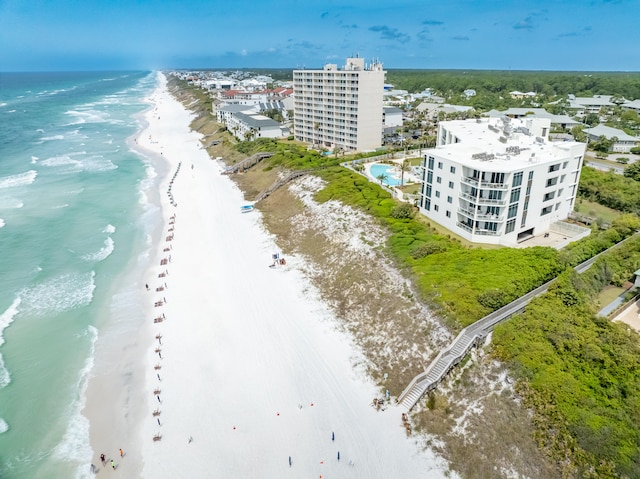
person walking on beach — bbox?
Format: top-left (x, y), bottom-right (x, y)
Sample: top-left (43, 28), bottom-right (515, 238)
top-left (119, 448), bottom-right (124, 458)
top-left (331, 431), bottom-right (335, 441)
top-left (111, 460), bottom-right (115, 470)
top-left (288, 456), bottom-right (292, 467)
top-left (337, 451), bottom-right (340, 461)
top-left (100, 453), bottom-right (105, 465)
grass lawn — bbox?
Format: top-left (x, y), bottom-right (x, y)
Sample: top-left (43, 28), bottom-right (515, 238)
top-left (597, 285), bottom-right (626, 307)
top-left (574, 198), bottom-right (623, 224)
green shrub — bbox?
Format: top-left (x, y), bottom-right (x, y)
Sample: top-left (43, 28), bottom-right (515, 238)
top-left (390, 203), bottom-right (415, 219)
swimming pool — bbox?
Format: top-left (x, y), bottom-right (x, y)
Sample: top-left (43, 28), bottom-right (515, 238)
top-left (369, 163), bottom-right (401, 186)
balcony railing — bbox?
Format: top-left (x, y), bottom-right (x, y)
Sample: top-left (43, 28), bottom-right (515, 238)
top-left (460, 192), bottom-right (506, 205)
top-left (462, 176), bottom-right (509, 189)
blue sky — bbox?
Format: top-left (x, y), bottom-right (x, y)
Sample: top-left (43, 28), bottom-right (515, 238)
top-left (1, 0), bottom-right (638, 71)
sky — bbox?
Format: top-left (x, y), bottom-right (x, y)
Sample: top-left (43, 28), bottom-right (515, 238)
top-left (1, 0), bottom-right (638, 72)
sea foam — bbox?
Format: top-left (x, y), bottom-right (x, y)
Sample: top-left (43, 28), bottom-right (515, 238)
top-left (0, 170), bottom-right (37, 189)
top-left (82, 237), bottom-right (115, 262)
top-left (52, 325), bottom-right (97, 475)
top-left (0, 298), bottom-right (21, 389)
top-left (18, 272), bottom-right (96, 318)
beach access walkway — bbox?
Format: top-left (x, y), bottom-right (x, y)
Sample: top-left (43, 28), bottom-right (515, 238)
top-left (398, 231), bottom-right (640, 411)
top-left (220, 152), bottom-right (274, 174)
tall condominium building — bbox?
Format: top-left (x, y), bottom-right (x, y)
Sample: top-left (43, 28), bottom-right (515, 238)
top-left (418, 117), bottom-right (586, 246)
top-left (293, 57), bottom-right (385, 152)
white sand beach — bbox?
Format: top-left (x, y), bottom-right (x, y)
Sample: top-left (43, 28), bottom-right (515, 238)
top-left (87, 73), bottom-right (451, 478)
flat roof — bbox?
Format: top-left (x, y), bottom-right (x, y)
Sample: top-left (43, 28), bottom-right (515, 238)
top-left (429, 117), bottom-right (583, 171)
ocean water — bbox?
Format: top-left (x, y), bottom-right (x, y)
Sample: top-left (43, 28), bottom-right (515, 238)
top-left (0, 71), bottom-right (160, 478)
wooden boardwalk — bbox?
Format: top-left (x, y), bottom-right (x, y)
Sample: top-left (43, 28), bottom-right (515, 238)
top-left (220, 152), bottom-right (274, 175)
top-left (397, 232), bottom-right (640, 411)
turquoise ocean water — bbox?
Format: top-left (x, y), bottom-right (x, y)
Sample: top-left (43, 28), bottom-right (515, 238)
top-left (0, 71), bottom-right (160, 478)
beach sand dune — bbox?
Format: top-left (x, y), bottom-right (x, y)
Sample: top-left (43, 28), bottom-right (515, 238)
top-left (92, 73), bottom-right (451, 478)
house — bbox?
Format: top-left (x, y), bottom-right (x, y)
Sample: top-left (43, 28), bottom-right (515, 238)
top-left (383, 107), bottom-right (403, 127)
top-left (225, 112), bottom-right (288, 141)
top-left (463, 89), bottom-right (476, 98)
top-left (509, 91), bottom-right (537, 100)
top-left (583, 124), bottom-right (639, 153)
top-left (418, 117), bottom-right (586, 246)
top-left (567, 95), bottom-right (616, 116)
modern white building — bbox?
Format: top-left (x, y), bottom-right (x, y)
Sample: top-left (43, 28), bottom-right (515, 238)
top-left (293, 57), bottom-right (385, 151)
top-left (418, 117), bottom-right (587, 246)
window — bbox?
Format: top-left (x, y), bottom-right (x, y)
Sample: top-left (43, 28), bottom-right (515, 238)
top-left (557, 188), bottom-right (563, 196)
top-left (555, 202), bottom-right (561, 211)
top-left (507, 203), bottom-right (518, 219)
top-left (425, 185), bottom-right (432, 198)
top-left (446, 210), bottom-right (451, 218)
top-left (434, 204), bottom-right (439, 212)
top-left (450, 166), bottom-right (456, 174)
top-left (512, 172), bottom-right (523, 187)
top-left (510, 188), bottom-right (521, 203)
top-left (447, 196), bottom-right (453, 204)
top-left (520, 210), bottom-right (528, 227)
top-left (448, 181), bottom-right (454, 189)
top-left (560, 174), bottom-right (566, 183)
top-left (427, 171), bottom-right (433, 183)
top-left (546, 177), bottom-right (558, 187)
top-left (506, 219), bottom-right (516, 234)
top-left (528, 171), bottom-right (534, 180)
top-left (428, 157), bottom-right (434, 169)
top-left (562, 161), bottom-right (568, 169)
top-left (541, 206), bottom-right (552, 216)
top-left (436, 176), bottom-right (442, 184)
top-left (548, 163), bottom-right (560, 173)
top-left (543, 191), bottom-right (555, 201)
top-left (435, 190), bottom-right (441, 198)
top-left (424, 198), bottom-right (431, 211)
top-left (437, 161), bottom-right (443, 169)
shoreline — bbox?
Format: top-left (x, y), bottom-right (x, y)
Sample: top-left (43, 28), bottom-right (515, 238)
top-left (83, 73), bottom-right (169, 477)
top-left (86, 72), bottom-right (451, 478)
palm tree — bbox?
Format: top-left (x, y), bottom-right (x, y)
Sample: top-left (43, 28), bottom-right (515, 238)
top-left (376, 173), bottom-right (388, 185)
top-left (399, 159), bottom-right (411, 186)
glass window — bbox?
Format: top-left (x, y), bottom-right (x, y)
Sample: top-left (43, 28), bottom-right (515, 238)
top-left (546, 177), bottom-right (558, 187)
top-left (450, 166), bottom-right (456, 174)
top-left (427, 171), bottom-right (433, 183)
top-left (428, 157), bottom-right (434, 169)
top-left (437, 162), bottom-right (443, 169)
top-left (506, 219), bottom-right (516, 233)
top-left (448, 181), bottom-right (454, 189)
top-left (436, 176), bottom-right (442, 184)
top-left (507, 203), bottom-right (518, 219)
top-left (512, 172), bottom-right (523, 187)
top-left (548, 164), bottom-right (560, 173)
top-left (446, 210), bottom-right (451, 218)
top-left (510, 188), bottom-right (521, 203)
top-left (435, 190), bottom-right (440, 198)
top-left (528, 171), bottom-right (534, 180)
top-left (424, 198), bottom-right (431, 211)
top-left (426, 185), bottom-right (432, 198)
top-left (434, 204), bottom-right (439, 212)
top-left (447, 196), bottom-right (452, 204)
top-left (541, 206), bottom-right (552, 216)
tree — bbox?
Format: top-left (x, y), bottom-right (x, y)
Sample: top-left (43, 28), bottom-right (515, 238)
top-left (376, 173), bottom-right (388, 185)
top-left (572, 125), bottom-right (587, 143)
top-left (623, 162), bottom-right (640, 181)
top-left (584, 113), bottom-right (600, 126)
top-left (399, 159), bottom-right (411, 186)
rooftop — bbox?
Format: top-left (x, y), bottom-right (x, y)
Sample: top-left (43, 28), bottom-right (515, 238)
top-left (432, 117), bottom-right (583, 170)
